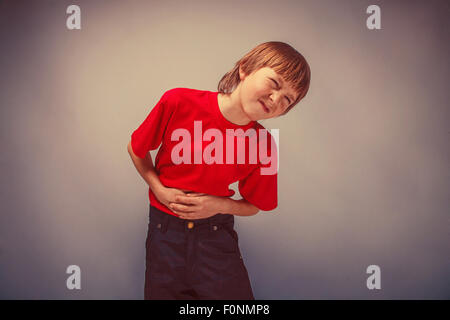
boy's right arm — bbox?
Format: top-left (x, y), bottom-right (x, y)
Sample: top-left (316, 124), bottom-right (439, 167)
top-left (127, 140), bottom-right (165, 196)
top-left (127, 140), bottom-right (188, 209)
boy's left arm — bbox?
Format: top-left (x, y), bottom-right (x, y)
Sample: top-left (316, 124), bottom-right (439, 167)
top-left (221, 197), bottom-right (260, 217)
top-left (170, 193), bottom-right (260, 218)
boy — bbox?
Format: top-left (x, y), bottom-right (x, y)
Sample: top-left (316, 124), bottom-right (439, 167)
top-left (128, 41), bottom-right (311, 299)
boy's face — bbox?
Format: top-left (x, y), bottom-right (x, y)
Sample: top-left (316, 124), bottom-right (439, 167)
top-left (238, 66), bottom-right (298, 120)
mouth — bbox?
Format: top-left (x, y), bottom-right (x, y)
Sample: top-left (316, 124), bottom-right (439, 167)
top-left (260, 100), bottom-right (270, 113)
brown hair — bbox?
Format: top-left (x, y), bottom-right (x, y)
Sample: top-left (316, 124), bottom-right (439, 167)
top-left (217, 41), bottom-right (311, 115)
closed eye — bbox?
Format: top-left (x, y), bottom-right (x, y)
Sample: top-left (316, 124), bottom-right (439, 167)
top-left (270, 78), bottom-right (279, 89)
top-left (270, 78), bottom-right (291, 104)
top-left (285, 95), bottom-right (291, 104)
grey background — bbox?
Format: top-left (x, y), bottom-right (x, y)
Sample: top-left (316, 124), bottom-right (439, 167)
top-left (0, 0), bottom-right (449, 299)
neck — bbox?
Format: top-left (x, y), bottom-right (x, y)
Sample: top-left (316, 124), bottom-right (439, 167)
top-left (218, 85), bottom-right (253, 126)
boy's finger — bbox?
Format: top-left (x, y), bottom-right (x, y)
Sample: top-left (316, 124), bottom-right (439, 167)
top-left (186, 192), bottom-right (206, 197)
top-left (174, 195), bottom-right (198, 205)
top-left (170, 203), bottom-right (194, 213)
top-left (177, 213), bottom-right (192, 219)
top-left (172, 208), bottom-right (192, 216)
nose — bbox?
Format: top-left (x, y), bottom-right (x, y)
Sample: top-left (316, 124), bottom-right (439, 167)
top-left (269, 92), bottom-right (285, 110)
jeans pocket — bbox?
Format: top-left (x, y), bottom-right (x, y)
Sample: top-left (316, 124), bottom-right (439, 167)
top-left (221, 223), bottom-right (238, 242)
top-left (224, 227), bottom-right (245, 262)
top-left (220, 224), bottom-right (241, 255)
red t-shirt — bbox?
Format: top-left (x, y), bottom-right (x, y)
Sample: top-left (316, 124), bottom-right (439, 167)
top-left (130, 87), bottom-right (278, 217)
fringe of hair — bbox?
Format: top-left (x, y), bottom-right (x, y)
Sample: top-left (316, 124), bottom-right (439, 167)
top-left (217, 41), bottom-right (311, 115)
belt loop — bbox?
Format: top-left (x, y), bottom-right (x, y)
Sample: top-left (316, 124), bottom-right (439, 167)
top-left (208, 219), bottom-right (213, 232)
top-left (148, 204), bottom-right (152, 223)
top-left (161, 214), bottom-right (169, 234)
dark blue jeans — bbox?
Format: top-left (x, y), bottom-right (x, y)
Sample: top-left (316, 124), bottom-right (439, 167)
top-left (144, 205), bottom-right (255, 300)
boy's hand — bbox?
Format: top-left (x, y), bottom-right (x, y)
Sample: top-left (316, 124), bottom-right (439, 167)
top-left (153, 186), bottom-right (188, 211)
top-left (169, 193), bottom-right (227, 220)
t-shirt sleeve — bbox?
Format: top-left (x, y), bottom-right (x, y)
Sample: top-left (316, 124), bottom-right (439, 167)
top-left (130, 89), bottom-right (177, 159)
top-left (238, 130), bottom-right (278, 211)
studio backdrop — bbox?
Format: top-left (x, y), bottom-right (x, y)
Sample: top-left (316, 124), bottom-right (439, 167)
top-left (0, 0), bottom-right (449, 299)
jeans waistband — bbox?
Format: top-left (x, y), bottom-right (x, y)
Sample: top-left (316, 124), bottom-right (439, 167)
top-left (148, 205), bottom-right (234, 233)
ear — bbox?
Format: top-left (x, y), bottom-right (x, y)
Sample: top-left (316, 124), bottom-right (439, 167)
top-left (239, 64), bottom-right (247, 81)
